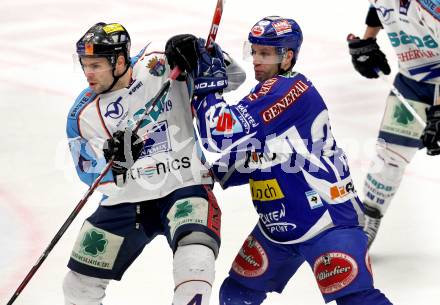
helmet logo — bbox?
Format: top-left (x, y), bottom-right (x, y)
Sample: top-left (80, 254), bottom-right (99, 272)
top-left (251, 25), bottom-right (265, 37)
top-left (85, 43), bottom-right (94, 55)
top-left (103, 23), bottom-right (125, 34)
top-left (272, 20), bottom-right (292, 35)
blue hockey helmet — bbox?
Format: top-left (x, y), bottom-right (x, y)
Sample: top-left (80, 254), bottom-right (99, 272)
top-left (245, 16), bottom-right (303, 66)
top-left (76, 22), bottom-right (131, 66)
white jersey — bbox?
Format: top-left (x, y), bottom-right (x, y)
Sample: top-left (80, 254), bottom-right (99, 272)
top-left (370, 0), bottom-right (440, 83)
top-left (67, 43), bottom-right (215, 206)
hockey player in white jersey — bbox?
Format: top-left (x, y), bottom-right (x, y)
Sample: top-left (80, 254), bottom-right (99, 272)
top-left (64, 23), bottom-right (244, 305)
top-left (348, 0), bottom-right (440, 247)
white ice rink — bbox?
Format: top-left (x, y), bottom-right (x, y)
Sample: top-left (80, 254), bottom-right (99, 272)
top-left (1, 0), bottom-right (439, 304)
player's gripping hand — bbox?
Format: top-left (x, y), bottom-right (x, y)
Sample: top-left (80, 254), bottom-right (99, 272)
top-left (422, 105), bottom-right (440, 155)
top-left (347, 34), bottom-right (391, 79)
top-left (103, 128), bottom-right (144, 185)
top-left (191, 39), bottom-right (228, 96)
top-left (165, 34), bottom-right (199, 73)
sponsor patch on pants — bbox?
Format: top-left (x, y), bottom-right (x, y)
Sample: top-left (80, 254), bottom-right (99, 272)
top-left (232, 235), bottom-right (268, 277)
top-left (313, 252), bottom-right (358, 294)
top-left (167, 197), bottom-right (209, 240)
top-left (70, 221), bottom-right (124, 270)
top-left (381, 95), bottom-right (426, 139)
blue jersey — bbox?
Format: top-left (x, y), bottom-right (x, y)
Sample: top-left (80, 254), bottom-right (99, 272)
top-left (193, 72), bottom-right (365, 243)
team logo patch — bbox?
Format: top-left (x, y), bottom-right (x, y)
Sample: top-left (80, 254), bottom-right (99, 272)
top-left (204, 103), bottom-right (244, 137)
top-left (393, 103), bottom-right (415, 126)
top-left (147, 56), bottom-right (166, 76)
top-left (251, 25), bottom-right (265, 36)
top-left (213, 109), bottom-right (243, 135)
top-left (140, 120), bottom-right (172, 157)
top-left (376, 6), bottom-right (394, 23)
top-left (71, 221), bottom-right (124, 270)
top-left (272, 20), bottom-right (292, 35)
top-left (305, 190), bottom-right (323, 209)
top-left (314, 252), bottom-right (359, 294)
top-left (104, 97), bottom-right (124, 119)
top-left (381, 97), bottom-right (426, 139)
top-left (232, 235), bottom-right (268, 277)
top-left (167, 197), bottom-right (210, 240)
top-left (85, 42), bottom-right (94, 55)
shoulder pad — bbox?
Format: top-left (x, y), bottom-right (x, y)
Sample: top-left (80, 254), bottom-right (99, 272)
top-left (131, 43), bottom-right (167, 77)
top-left (68, 88), bottom-right (96, 120)
top-left (417, 0), bottom-right (440, 21)
top-left (131, 44), bottom-right (150, 66)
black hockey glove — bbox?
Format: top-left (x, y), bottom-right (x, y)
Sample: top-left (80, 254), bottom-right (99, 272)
top-left (191, 39), bottom-right (228, 96)
top-left (165, 34), bottom-right (199, 73)
top-left (422, 105), bottom-right (440, 155)
top-left (103, 128), bottom-right (144, 185)
top-left (347, 35), bottom-right (391, 79)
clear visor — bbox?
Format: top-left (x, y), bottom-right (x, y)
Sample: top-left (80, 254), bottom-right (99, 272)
top-left (72, 54), bottom-right (114, 74)
top-left (242, 41), bottom-right (287, 64)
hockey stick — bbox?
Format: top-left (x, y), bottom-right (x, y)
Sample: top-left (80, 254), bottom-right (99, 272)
top-left (375, 71), bottom-right (440, 151)
top-left (4, 77), bottom-right (173, 305)
top-left (5, 2), bottom-right (225, 304)
top-left (170, 0), bottom-right (224, 78)
top-left (346, 34), bottom-right (426, 126)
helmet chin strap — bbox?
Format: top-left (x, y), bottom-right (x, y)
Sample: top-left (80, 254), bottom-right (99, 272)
top-left (278, 51), bottom-right (295, 75)
top-left (101, 62), bottom-right (130, 94)
top-left (279, 62), bottom-right (294, 75)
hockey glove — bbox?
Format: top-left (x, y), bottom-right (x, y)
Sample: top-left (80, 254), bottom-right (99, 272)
top-left (165, 34), bottom-right (199, 73)
top-left (103, 128), bottom-right (144, 185)
top-left (347, 35), bottom-right (391, 79)
top-left (422, 105), bottom-right (440, 155)
top-left (192, 38), bottom-right (228, 97)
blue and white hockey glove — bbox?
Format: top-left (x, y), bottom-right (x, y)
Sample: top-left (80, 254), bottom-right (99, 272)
top-left (422, 104), bottom-right (440, 156)
top-left (192, 38), bottom-right (228, 97)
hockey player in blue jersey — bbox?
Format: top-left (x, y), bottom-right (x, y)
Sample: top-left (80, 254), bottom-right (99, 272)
top-left (64, 23), bottom-right (245, 305)
top-left (347, 0), bottom-right (440, 248)
top-left (167, 16), bottom-right (394, 305)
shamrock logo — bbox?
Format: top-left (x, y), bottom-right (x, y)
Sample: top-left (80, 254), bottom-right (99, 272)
top-left (81, 229), bottom-right (108, 256)
top-left (174, 201), bottom-right (193, 219)
top-left (393, 103), bottom-right (414, 125)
